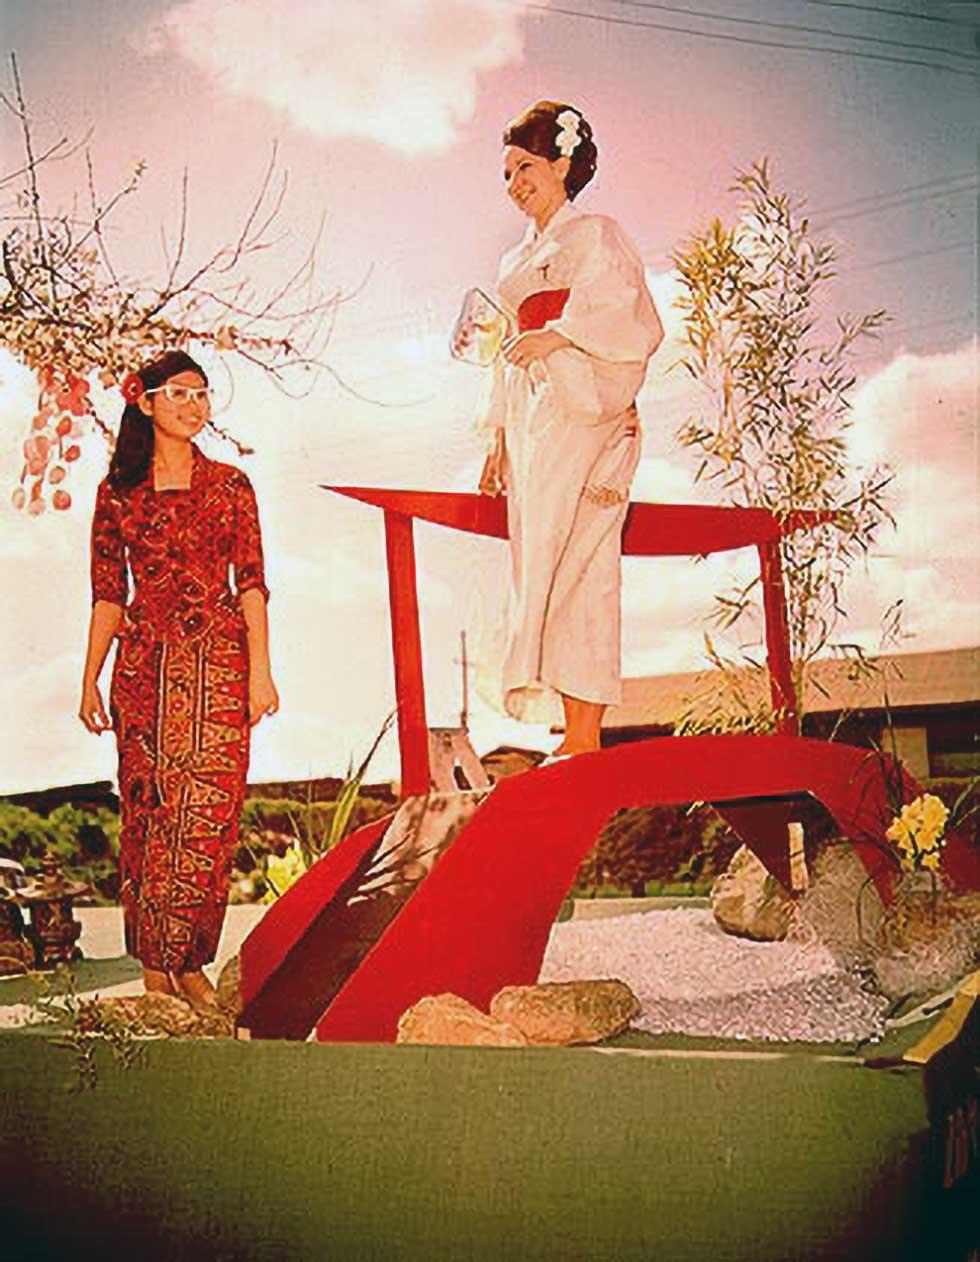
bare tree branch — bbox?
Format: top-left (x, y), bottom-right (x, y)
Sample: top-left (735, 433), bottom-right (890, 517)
top-left (0, 57), bottom-right (381, 517)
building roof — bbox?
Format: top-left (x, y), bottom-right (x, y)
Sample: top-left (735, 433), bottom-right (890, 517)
top-left (604, 645), bottom-right (980, 730)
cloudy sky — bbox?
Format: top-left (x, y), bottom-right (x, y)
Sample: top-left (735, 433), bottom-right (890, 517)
top-left (1, 0), bottom-right (976, 790)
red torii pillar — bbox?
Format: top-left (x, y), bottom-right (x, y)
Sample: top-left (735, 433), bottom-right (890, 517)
top-left (383, 510), bottom-right (430, 797)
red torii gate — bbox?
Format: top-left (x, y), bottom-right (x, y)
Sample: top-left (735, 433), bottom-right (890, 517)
top-left (336, 486), bottom-right (819, 796)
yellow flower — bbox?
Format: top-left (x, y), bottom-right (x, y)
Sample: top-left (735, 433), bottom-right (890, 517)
top-left (264, 844), bottom-right (307, 900)
top-left (887, 793), bottom-right (949, 865)
top-left (920, 851), bottom-right (940, 871)
top-left (920, 793), bottom-right (949, 831)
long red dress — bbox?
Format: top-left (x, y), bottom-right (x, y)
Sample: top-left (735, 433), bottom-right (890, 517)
top-left (90, 445), bottom-right (268, 971)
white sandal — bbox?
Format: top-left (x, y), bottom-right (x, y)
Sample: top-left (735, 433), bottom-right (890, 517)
top-left (537, 753), bottom-right (574, 768)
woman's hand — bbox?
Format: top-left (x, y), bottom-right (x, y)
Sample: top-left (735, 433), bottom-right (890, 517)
top-left (478, 432), bottom-right (506, 497)
top-left (502, 328), bottom-right (569, 369)
top-left (451, 324), bottom-right (473, 358)
top-left (79, 680), bottom-right (112, 734)
top-left (249, 668), bottom-right (280, 727)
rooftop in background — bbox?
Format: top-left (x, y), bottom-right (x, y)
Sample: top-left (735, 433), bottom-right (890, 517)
top-left (604, 646), bottom-right (980, 731)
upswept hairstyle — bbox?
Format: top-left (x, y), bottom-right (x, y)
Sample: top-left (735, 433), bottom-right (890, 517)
top-left (108, 350), bottom-right (208, 489)
top-left (502, 100), bottom-right (598, 201)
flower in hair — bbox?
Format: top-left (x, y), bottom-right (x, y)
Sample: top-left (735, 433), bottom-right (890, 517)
top-left (555, 109), bottom-right (581, 158)
top-left (120, 372), bottom-right (144, 404)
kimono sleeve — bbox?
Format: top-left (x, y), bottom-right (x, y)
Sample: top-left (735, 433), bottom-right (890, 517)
top-left (232, 472), bottom-right (270, 602)
top-left (90, 478), bottom-right (128, 607)
top-left (545, 217), bottom-right (663, 364)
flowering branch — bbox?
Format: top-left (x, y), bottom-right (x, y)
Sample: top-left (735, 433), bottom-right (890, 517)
top-left (1, 53), bottom-right (353, 515)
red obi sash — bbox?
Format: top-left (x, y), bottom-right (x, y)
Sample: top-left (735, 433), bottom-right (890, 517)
top-left (517, 288), bottom-right (570, 333)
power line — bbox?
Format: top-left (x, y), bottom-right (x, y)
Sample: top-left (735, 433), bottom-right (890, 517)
top-left (606, 0), bottom-right (979, 59)
top-left (812, 171), bottom-right (978, 218)
top-left (852, 311), bottom-right (977, 356)
top-left (514, 0), bottom-right (980, 77)
top-left (812, 179), bottom-right (978, 231)
top-left (848, 239), bottom-right (975, 272)
top-left (875, 312), bottom-right (977, 338)
top-left (797, 1), bottom-right (980, 30)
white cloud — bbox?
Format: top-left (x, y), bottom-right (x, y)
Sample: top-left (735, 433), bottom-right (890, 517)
top-left (152, 0), bottom-right (530, 154)
top-left (849, 341), bottom-right (979, 563)
top-left (631, 454), bottom-right (698, 503)
top-left (849, 340), bottom-right (977, 471)
top-left (646, 267), bottom-right (687, 347)
top-left (840, 554), bottom-right (980, 656)
top-left (0, 654), bottom-right (118, 794)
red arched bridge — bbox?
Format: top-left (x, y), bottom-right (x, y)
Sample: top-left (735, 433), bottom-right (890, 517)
top-left (237, 489), bottom-right (978, 1042)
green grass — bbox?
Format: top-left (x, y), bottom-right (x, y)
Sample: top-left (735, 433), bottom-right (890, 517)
top-left (0, 1024), bottom-right (948, 1262)
top-left (572, 880), bottom-right (713, 899)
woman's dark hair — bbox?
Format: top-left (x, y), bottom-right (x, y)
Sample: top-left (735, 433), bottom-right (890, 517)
top-left (108, 350), bottom-right (208, 488)
top-left (502, 100), bottom-right (597, 201)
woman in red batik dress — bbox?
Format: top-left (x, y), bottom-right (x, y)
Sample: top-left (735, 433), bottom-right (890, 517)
top-left (79, 350), bottom-right (278, 1010)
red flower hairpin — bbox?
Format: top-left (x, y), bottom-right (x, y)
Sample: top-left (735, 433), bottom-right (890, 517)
top-left (120, 372), bottom-right (144, 404)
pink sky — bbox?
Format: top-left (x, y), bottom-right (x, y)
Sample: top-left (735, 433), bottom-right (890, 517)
top-left (1, 1), bottom-right (977, 789)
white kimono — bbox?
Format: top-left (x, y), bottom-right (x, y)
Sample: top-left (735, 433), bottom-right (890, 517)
top-left (475, 201), bottom-right (663, 724)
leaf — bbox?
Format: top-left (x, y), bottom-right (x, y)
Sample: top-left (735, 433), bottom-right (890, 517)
top-left (950, 777), bottom-right (979, 825)
top-left (325, 712), bottom-right (395, 852)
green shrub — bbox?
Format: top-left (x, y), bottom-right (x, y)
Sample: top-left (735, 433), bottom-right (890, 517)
top-left (232, 794), bottom-right (395, 904)
top-left (575, 804), bottom-right (741, 897)
top-left (0, 802), bottom-right (121, 902)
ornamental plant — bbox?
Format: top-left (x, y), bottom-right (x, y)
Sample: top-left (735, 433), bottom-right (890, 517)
top-left (247, 714), bottom-right (393, 901)
top-left (671, 158), bottom-right (894, 731)
top-left (1, 54), bottom-right (345, 517)
top-left (885, 793), bottom-right (949, 872)
top-left (263, 842), bottom-right (307, 901)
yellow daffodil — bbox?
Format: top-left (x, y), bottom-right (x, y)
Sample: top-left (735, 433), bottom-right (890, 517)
top-left (886, 793), bottom-right (950, 872)
top-left (264, 844), bottom-right (307, 901)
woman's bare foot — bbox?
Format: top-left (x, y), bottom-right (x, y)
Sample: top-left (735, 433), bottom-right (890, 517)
top-left (143, 967), bottom-right (176, 996)
top-left (171, 969), bottom-right (219, 1013)
top-left (557, 693), bottom-right (607, 756)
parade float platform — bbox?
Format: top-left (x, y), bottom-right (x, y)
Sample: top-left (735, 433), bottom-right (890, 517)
top-left (1, 908), bottom-right (976, 1262)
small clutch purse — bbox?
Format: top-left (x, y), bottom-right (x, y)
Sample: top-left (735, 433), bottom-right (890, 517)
top-left (450, 288), bottom-right (512, 366)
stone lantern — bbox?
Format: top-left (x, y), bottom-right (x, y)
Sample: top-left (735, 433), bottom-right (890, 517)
top-left (0, 895), bottom-right (34, 976)
top-left (20, 856), bottom-right (90, 967)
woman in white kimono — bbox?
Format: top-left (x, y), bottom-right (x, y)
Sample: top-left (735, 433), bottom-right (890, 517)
top-left (472, 100), bottom-right (664, 757)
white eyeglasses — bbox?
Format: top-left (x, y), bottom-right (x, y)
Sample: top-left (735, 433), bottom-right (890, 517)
top-left (145, 384), bottom-right (214, 405)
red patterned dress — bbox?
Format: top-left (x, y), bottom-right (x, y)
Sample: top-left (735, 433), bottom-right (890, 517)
top-left (90, 445), bottom-right (268, 971)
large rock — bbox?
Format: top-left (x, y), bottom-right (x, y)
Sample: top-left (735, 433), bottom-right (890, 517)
top-left (711, 846), bottom-right (794, 942)
top-left (396, 993), bottom-right (528, 1047)
top-left (79, 991), bottom-right (235, 1039)
top-left (489, 979), bottom-right (640, 1045)
top-left (792, 843), bottom-right (980, 1001)
top-left (216, 953), bottom-right (242, 1016)
top-left (790, 842), bottom-right (884, 965)
top-left (873, 883), bottom-right (980, 1001)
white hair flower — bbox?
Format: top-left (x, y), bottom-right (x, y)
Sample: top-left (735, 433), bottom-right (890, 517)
top-left (555, 109), bottom-right (581, 158)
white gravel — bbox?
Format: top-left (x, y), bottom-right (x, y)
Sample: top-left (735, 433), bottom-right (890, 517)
top-left (2, 904), bottom-right (891, 1043)
top-left (539, 907), bottom-right (890, 1044)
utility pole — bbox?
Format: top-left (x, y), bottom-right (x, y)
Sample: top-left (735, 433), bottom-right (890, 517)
top-left (459, 630), bottom-right (469, 731)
